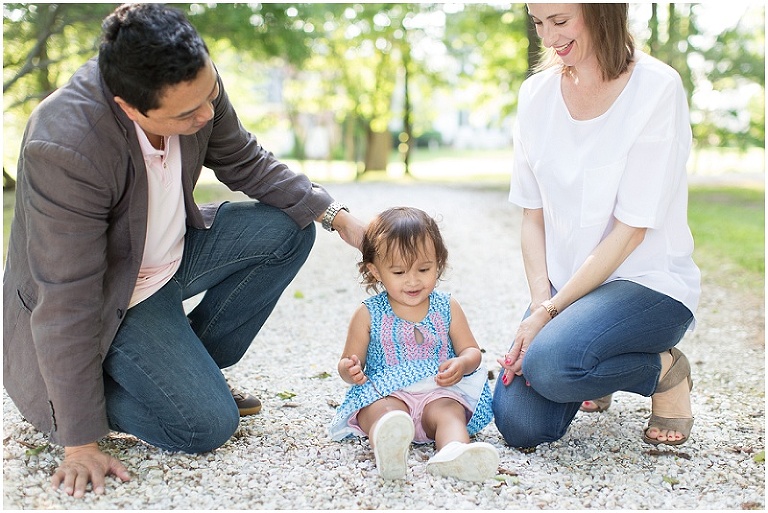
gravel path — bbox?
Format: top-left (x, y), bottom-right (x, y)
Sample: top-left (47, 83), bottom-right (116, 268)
top-left (3, 181), bottom-right (764, 509)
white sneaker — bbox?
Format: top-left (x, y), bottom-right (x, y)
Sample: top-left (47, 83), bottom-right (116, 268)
top-left (371, 410), bottom-right (415, 480)
top-left (426, 441), bottom-right (499, 482)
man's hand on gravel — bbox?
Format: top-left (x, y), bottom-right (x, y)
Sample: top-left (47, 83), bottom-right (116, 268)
top-left (51, 442), bottom-right (131, 498)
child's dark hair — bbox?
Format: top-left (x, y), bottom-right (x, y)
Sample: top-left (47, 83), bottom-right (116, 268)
top-left (359, 207), bottom-right (448, 293)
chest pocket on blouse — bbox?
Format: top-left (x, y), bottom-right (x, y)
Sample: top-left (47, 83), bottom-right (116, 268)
top-left (580, 158), bottom-right (626, 228)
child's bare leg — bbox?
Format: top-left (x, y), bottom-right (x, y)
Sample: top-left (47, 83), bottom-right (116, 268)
top-left (357, 397), bottom-right (414, 480)
top-left (423, 397), bottom-right (499, 482)
top-left (421, 397), bottom-right (470, 450)
top-left (357, 397), bottom-right (409, 438)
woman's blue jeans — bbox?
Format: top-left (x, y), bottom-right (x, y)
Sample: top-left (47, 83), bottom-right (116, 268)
top-left (492, 280), bottom-right (693, 448)
top-left (102, 202), bottom-right (315, 453)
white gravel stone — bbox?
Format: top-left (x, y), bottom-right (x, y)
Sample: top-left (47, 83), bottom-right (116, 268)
top-left (3, 182), bottom-right (765, 509)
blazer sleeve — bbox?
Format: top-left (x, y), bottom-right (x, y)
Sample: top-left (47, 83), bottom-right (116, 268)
top-left (200, 73), bottom-right (333, 228)
top-left (21, 139), bottom-right (115, 446)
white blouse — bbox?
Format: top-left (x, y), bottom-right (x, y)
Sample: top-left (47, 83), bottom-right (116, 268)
top-left (509, 51), bottom-right (701, 321)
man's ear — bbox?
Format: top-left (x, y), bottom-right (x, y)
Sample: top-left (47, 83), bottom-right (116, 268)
top-left (113, 96), bottom-right (140, 121)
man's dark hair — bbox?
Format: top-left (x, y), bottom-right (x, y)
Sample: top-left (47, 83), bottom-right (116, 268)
top-left (98, 3), bottom-right (210, 115)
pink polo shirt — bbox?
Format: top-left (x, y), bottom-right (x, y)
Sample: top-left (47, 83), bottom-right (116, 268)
top-left (129, 123), bottom-right (186, 308)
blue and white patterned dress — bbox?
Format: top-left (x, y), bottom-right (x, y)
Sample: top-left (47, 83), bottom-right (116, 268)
top-left (329, 290), bottom-right (493, 441)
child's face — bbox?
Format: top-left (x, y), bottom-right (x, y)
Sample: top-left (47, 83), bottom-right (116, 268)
top-left (367, 240), bottom-right (439, 310)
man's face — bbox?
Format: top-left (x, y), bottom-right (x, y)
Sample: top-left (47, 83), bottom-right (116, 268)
top-left (116, 58), bottom-right (220, 140)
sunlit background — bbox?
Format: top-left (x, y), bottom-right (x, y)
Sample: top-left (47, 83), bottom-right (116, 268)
top-left (3, 3), bottom-right (764, 183)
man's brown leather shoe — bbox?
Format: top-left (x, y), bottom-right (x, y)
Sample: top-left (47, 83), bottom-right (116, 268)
top-left (230, 386), bottom-right (262, 416)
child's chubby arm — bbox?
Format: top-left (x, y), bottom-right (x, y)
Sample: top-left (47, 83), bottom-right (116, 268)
top-left (337, 304), bottom-right (372, 385)
top-left (436, 297), bottom-right (483, 387)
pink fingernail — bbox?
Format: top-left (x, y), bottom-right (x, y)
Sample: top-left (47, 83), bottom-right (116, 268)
top-left (502, 375), bottom-right (509, 385)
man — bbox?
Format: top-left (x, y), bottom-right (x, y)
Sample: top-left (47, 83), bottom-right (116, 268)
top-left (3, 3), bottom-right (364, 498)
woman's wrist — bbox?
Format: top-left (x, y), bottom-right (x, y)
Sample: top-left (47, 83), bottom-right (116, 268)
top-left (540, 299), bottom-right (559, 319)
top-left (529, 304), bottom-right (552, 326)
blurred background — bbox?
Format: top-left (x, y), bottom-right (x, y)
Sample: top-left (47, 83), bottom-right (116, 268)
top-left (2, 2), bottom-right (765, 185)
top-left (1, 3), bottom-right (765, 349)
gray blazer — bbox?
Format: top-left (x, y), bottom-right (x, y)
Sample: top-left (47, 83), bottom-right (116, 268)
top-left (3, 58), bottom-right (333, 446)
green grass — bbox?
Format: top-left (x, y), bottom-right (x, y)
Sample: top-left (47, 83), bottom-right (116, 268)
top-left (4, 190), bottom-right (14, 259)
top-left (688, 185), bottom-right (765, 297)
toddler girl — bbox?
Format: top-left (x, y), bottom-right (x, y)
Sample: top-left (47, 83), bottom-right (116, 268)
top-left (329, 207), bottom-right (498, 481)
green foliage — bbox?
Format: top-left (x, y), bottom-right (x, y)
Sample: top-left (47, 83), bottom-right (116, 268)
top-left (3, 3), bottom-right (119, 172)
top-left (444, 4), bottom-right (531, 119)
top-left (640, 4), bottom-right (765, 151)
top-left (182, 3), bottom-right (318, 65)
top-left (2, 3), bottom-right (765, 175)
top-left (694, 5), bottom-right (766, 149)
top-left (24, 443), bottom-right (49, 457)
top-left (3, 3), bottom-right (117, 98)
top-left (700, 7), bottom-right (765, 88)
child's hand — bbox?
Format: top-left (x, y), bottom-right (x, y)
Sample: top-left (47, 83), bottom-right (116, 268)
top-left (340, 354), bottom-right (368, 385)
top-left (435, 358), bottom-right (465, 387)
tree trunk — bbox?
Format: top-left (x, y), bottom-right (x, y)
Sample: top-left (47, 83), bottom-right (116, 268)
top-left (649, 4), bottom-right (660, 57)
top-left (285, 109), bottom-right (306, 161)
top-left (666, 3), bottom-right (678, 58)
top-left (4, 3), bottom-right (62, 95)
top-left (35, 6), bottom-right (55, 95)
top-left (364, 129), bottom-right (391, 172)
top-left (344, 116), bottom-right (356, 162)
top-left (401, 40), bottom-right (413, 176)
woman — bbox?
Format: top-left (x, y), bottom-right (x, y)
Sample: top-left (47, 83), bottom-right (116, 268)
top-left (492, 3), bottom-right (700, 449)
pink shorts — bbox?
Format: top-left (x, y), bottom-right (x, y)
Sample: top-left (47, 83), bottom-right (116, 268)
top-left (347, 389), bottom-right (473, 443)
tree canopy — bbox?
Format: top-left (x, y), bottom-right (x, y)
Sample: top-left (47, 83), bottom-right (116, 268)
top-left (3, 3), bottom-right (764, 177)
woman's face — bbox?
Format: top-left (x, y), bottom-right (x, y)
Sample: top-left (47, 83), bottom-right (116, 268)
top-left (528, 4), bottom-right (594, 68)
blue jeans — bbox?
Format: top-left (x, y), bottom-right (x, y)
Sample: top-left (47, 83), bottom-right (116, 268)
top-left (492, 280), bottom-right (693, 448)
top-left (102, 202), bottom-right (315, 453)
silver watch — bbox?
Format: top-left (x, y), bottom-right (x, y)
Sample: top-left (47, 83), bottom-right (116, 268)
top-left (322, 201), bottom-right (349, 232)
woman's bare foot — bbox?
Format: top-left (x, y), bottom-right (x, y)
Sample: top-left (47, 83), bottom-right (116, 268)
top-left (580, 394), bottom-right (612, 413)
top-left (645, 350), bottom-right (693, 443)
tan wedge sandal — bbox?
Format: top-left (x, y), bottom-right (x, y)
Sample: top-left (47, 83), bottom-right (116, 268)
top-left (642, 347), bottom-right (694, 446)
top-left (580, 394), bottom-right (613, 413)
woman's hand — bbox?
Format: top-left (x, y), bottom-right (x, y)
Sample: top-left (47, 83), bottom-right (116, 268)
top-left (51, 442), bottom-right (131, 498)
top-left (339, 354), bottom-right (368, 385)
top-left (497, 306), bottom-right (551, 386)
